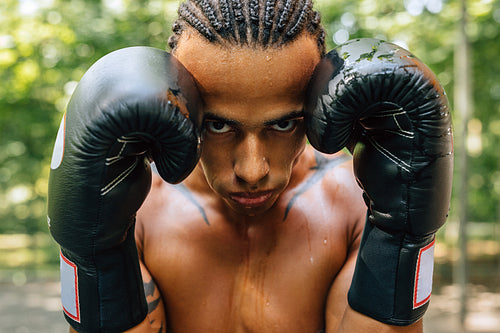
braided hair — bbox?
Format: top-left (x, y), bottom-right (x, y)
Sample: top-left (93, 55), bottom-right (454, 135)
top-left (168, 0), bottom-right (325, 55)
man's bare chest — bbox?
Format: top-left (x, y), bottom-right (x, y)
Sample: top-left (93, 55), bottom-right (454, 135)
top-left (141, 206), bottom-right (349, 333)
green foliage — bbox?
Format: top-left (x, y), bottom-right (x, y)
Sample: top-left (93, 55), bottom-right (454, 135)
top-left (0, 0), bottom-right (499, 239)
top-left (0, 0), bottom-right (177, 233)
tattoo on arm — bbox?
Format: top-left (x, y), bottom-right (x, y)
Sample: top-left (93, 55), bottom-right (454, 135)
top-left (283, 151), bottom-right (351, 220)
top-left (144, 278), bottom-right (161, 314)
top-left (143, 277), bottom-right (166, 332)
top-left (143, 278), bottom-right (155, 297)
top-left (149, 320), bottom-right (164, 333)
top-left (148, 295), bottom-right (161, 313)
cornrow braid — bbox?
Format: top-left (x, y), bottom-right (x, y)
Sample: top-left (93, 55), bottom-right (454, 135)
top-left (219, 0), bottom-right (234, 38)
top-left (286, 0), bottom-right (312, 38)
top-left (271, 0), bottom-right (293, 45)
top-left (261, 0), bottom-right (276, 45)
top-left (177, 2), bottom-right (216, 42)
top-left (248, 0), bottom-right (260, 38)
top-left (168, 0), bottom-right (326, 55)
top-left (232, 0), bottom-right (246, 43)
top-left (249, 0), bottom-right (259, 22)
top-left (277, 0), bottom-right (293, 30)
top-left (196, 0), bottom-right (223, 32)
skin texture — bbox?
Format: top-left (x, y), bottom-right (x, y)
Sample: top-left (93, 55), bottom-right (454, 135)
top-left (71, 29), bottom-right (423, 333)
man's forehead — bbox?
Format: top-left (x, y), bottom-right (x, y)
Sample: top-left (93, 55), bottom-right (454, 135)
top-left (173, 29), bottom-right (321, 100)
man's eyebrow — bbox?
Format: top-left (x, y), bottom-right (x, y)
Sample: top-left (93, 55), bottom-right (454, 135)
top-left (203, 110), bottom-right (304, 127)
top-left (203, 112), bottom-right (240, 127)
top-left (264, 110), bottom-right (304, 126)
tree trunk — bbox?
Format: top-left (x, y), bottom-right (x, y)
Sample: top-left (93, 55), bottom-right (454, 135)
top-left (454, 0), bottom-right (472, 329)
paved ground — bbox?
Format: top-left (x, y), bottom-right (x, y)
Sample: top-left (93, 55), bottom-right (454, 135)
top-left (1, 278), bottom-right (499, 333)
top-left (0, 280), bottom-right (67, 333)
top-left (425, 285), bottom-right (500, 333)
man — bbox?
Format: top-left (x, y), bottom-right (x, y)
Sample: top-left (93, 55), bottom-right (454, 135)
top-left (48, 1), bottom-right (453, 332)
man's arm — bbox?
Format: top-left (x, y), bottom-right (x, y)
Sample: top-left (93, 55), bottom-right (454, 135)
top-left (69, 259), bottom-right (167, 333)
top-left (337, 307), bottom-right (423, 333)
top-left (306, 39), bottom-right (452, 326)
top-left (135, 260), bottom-right (167, 333)
top-left (324, 230), bottom-right (423, 333)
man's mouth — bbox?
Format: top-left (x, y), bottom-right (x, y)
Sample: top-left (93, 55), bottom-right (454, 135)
top-left (229, 191), bottom-right (274, 208)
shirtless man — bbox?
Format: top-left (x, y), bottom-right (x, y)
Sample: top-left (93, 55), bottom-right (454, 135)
top-left (47, 1), bottom-right (453, 332)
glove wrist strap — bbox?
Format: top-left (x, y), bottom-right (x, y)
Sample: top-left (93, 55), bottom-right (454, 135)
top-left (348, 220), bottom-right (436, 326)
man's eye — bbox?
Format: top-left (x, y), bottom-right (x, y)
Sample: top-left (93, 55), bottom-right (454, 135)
top-left (206, 121), bottom-right (232, 134)
top-left (271, 120), bottom-right (296, 132)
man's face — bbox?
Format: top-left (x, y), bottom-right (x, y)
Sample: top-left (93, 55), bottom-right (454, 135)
top-left (174, 30), bottom-right (321, 216)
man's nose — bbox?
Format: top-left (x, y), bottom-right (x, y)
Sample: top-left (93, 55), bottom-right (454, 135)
top-left (233, 134), bottom-right (270, 186)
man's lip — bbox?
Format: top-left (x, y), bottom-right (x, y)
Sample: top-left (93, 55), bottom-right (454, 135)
top-left (229, 191), bottom-right (273, 207)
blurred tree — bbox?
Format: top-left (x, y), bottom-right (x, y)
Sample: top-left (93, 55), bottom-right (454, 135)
top-left (0, 0), bottom-right (178, 234)
top-left (0, 0), bottom-right (499, 238)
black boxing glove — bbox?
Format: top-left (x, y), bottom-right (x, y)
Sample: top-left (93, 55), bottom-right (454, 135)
top-left (305, 39), bottom-right (453, 325)
top-left (47, 46), bottom-right (202, 332)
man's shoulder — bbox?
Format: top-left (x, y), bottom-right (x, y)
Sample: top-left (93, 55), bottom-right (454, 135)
top-left (136, 166), bottom-right (210, 235)
top-left (307, 150), bottom-right (366, 247)
top-left (311, 150), bottom-right (354, 181)
top-left (285, 147), bottom-right (365, 225)
top-left (300, 148), bottom-right (360, 200)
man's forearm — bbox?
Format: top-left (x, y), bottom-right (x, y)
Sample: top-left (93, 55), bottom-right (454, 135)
top-left (336, 306), bottom-right (423, 333)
